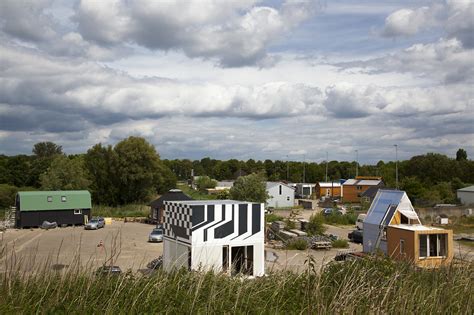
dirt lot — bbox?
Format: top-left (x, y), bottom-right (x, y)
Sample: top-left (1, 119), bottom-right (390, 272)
top-left (0, 221), bottom-right (162, 273)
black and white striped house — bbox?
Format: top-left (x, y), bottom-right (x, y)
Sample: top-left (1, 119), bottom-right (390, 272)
top-left (163, 200), bottom-right (264, 276)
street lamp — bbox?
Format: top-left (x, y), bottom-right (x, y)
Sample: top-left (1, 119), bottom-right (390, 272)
top-left (355, 150), bottom-right (359, 177)
top-left (325, 151), bottom-right (328, 182)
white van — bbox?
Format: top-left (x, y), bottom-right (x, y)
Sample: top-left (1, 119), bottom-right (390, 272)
top-left (356, 214), bottom-right (366, 230)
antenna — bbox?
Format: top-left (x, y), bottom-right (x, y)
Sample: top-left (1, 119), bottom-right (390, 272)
top-left (394, 144), bottom-right (399, 190)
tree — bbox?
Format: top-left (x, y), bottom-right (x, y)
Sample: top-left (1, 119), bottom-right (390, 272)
top-left (195, 176), bottom-right (217, 191)
top-left (0, 184), bottom-right (18, 209)
top-left (40, 155), bottom-right (90, 190)
top-left (306, 214), bottom-right (326, 236)
top-left (229, 173), bottom-right (269, 203)
top-left (114, 136), bottom-right (163, 204)
top-left (32, 142), bottom-right (63, 158)
top-left (456, 148), bottom-right (467, 161)
top-left (84, 144), bottom-right (119, 205)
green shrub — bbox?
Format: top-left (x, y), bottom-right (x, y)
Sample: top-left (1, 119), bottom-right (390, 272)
top-left (92, 204), bottom-right (149, 217)
top-left (323, 212), bottom-right (357, 225)
top-left (265, 213), bottom-right (284, 223)
top-left (331, 239), bottom-right (349, 248)
top-left (286, 238), bottom-right (308, 250)
top-left (307, 214), bottom-right (326, 235)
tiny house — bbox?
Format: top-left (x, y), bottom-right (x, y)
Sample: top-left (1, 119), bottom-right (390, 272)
top-left (163, 200), bottom-right (264, 276)
top-left (387, 225), bottom-right (453, 267)
top-left (363, 190), bottom-right (453, 267)
top-left (16, 191), bottom-right (91, 228)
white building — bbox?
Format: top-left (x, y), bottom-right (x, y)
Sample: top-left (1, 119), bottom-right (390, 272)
top-left (457, 185), bottom-right (474, 205)
top-left (163, 200), bottom-right (265, 276)
top-left (266, 182), bottom-right (295, 208)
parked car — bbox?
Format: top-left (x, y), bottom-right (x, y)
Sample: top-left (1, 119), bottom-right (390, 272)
top-left (149, 228), bottom-right (163, 242)
top-left (84, 217), bottom-right (105, 230)
top-left (356, 214), bottom-right (366, 230)
top-left (348, 230), bottom-right (363, 244)
top-left (96, 265), bottom-right (122, 275)
top-left (323, 208), bottom-right (342, 216)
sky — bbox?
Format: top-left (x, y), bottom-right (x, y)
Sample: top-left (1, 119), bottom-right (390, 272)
top-left (0, 0), bottom-right (473, 164)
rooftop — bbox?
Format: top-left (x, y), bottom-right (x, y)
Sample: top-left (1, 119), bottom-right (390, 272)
top-left (343, 179), bottom-right (382, 186)
top-left (389, 224), bottom-right (448, 232)
top-left (318, 182), bottom-right (342, 188)
top-left (457, 185), bottom-right (474, 192)
top-left (166, 199), bottom-right (259, 205)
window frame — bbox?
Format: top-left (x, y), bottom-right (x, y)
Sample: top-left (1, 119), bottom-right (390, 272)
top-left (61, 196), bottom-right (67, 202)
top-left (47, 196), bottom-right (53, 202)
top-left (74, 209), bottom-right (82, 215)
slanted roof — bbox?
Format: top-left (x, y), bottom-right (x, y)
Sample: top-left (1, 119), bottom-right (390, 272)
top-left (457, 185), bottom-right (474, 192)
top-left (343, 179), bottom-right (383, 186)
top-left (317, 182), bottom-right (342, 188)
top-left (167, 199), bottom-right (257, 206)
top-left (364, 190), bottom-right (420, 226)
top-left (150, 189), bottom-right (192, 208)
top-left (361, 186), bottom-right (392, 199)
top-left (17, 190), bottom-right (91, 211)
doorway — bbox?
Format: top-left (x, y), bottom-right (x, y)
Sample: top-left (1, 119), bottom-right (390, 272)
top-left (231, 246), bottom-right (254, 276)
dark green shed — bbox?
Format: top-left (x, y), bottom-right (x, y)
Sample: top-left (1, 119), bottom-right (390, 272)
top-left (16, 191), bottom-right (92, 228)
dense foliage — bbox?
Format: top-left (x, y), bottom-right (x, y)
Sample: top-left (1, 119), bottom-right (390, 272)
top-left (0, 137), bottom-right (176, 208)
top-left (229, 173), bottom-right (269, 203)
top-left (0, 258), bottom-right (471, 314)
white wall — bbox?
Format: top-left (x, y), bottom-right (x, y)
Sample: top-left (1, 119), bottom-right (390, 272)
top-left (163, 239), bottom-right (190, 272)
top-left (267, 184), bottom-right (294, 208)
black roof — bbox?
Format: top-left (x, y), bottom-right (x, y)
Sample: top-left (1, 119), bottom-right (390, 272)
top-left (361, 185), bottom-right (394, 199)
top-left (150, 189), bottom-right (192, 208)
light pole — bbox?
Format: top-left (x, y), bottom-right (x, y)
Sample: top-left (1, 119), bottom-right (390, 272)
top-left (303, 154), bottom-right (306, 183)
top-left (355, 150), bottom-right (359, 178)
top-left (394, 144), bottom-right (399, 190)
top-left (286, 155), bottom-right (289, 181)
top-left (325, 151), bottom-right (328, 182)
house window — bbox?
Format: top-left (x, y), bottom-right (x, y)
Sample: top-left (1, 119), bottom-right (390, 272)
top-left (356, 186), bottom-right (362, 190)
top-left (400, 239), bottom-right (405, 254)
top-left (74, 209), bottom-right (82, 215)
top-left (279, 185), bottom-right (282, 195)
top-left (47, 196), bottom-right (53, 202)
top-left (61, 196), bottom-right (67, 202)
top-left (286, 196), bottom-right (290, 201)
top-left (419, 234), bottom-right (447, 258)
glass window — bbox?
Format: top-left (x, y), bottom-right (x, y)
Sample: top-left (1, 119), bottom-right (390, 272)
top-left (429, 234), bottom-right (438, 257)
top-left (279, 185), bottom-right (282, 195)
top-left (419, 235), bottom-right (427, 257)
top-left (61, 196), bottom-right (67, 202)
top-left (439, 234), bottom-right (447, 256)
top-left (74, 209), bottom-right (82, 215)
top-left (400, 239), bottom-right (405, 254)
top-left (47, 196), bottom-right (53, 202)
top-left (286, 196), bottom-right (290, 201)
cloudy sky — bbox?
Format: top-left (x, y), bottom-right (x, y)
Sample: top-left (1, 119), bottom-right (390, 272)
top-left (0, 0), bottom-right (473, 163)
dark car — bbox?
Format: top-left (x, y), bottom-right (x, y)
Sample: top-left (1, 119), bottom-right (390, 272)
top-left (323, 208), bottom-right (341, 216)
top-left (96, 265), bottom-right (122, 275)
top-left (348, 230), bottom-right (363, 244)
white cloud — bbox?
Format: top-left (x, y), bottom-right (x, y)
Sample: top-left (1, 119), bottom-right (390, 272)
top-left (381, 6), bottom-right (437, 37)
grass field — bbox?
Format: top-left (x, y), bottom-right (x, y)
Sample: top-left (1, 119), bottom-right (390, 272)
top-left (0, 255), bottom-right (471, 314)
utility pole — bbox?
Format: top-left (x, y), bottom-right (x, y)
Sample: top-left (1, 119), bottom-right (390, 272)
top-left (286, 155), bottom-right (289, 182)
top-left (303, 154), bottom-right (306, 183)
top-left (394, 144), bottom-right (399, 190)
top-left (325, 151), bottom-right (328, 182)
top-left (355, 150), bottom-right (359, 178)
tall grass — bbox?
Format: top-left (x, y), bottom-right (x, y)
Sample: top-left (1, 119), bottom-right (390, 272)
top-left (0, 255), bottom-right (471, 313)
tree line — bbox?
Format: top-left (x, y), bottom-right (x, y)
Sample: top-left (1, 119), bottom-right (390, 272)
top-left (0, 138), bottom-right (472, 209)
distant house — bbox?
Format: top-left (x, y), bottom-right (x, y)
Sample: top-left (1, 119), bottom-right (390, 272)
top-left (295, 183), bottom-right (316, 199)
top-left (342, 176), bottom-right (384, 203)
top-left (206, 181), bottom-right (234, 195)
top-left (266, 182), bottom-right (295, 208)
top-left (315, 182), bottom-right (342, 199)
top-left (363, 190), bottom-right (453, 268)
top-left (16, 191), bottom-right (91, 228)
top-left (360, 186), bottom-right (394, 204)
top-left (163, 200), bottom-right (264, 276)
top-left (457, 185), bottom-right (474, 205)
top-left (149, 189), bottom-right (192, 223)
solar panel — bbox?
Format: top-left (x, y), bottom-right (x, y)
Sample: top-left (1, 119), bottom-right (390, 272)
top-left (383, 205), bottom-right (398, 226)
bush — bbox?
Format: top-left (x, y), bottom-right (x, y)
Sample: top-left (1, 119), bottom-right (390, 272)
top-left (331, 239), bottom-right (349, 248)
top-left (286, 238), bottom-right (308, 250)
top-left (307, 214), bottom-right (326, 235)
top-left (265, 213), bottom-right (284, 223)
top-left (0, 184), bottom-right (18, 209)
top-left (195, 176), bottom-right (217, 191)
top-left (323, 212), bottom-right (357, 225)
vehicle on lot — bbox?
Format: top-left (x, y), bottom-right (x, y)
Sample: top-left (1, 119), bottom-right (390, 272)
top-left (96, 265), bottom-right (122, 275)
top-left (348, 230), bottom-right (363, 244)
top-left (356, 214), bottom-right (366, 230)
top-left (84, 217), bottom-right (105, 230)
top-left (148, 228), bottom-right (163, 242)
top-left (323, 208), bottom-right (342, 216)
